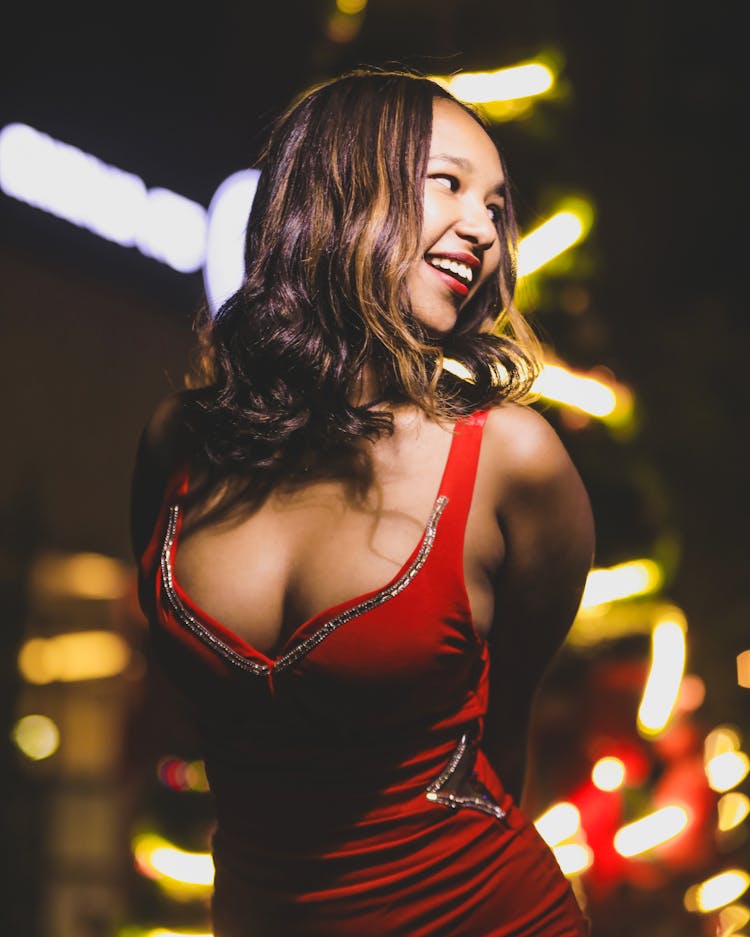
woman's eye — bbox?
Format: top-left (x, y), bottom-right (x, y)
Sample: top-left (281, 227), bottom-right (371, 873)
top-left (431, 174), bottom-right (458, 191)
top-left (487, 204), bottom-right (503, 224)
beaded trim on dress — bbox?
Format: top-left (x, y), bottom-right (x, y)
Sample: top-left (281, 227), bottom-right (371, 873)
top-left (160, 496), bottom-right (449, 675)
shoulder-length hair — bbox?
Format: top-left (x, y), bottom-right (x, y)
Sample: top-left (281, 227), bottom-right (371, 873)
top-left (186, 67), bottom-right (539, 490)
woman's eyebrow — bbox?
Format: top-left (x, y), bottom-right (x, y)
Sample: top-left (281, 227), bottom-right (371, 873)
top-left (429, 153), bottom-right (506, 195)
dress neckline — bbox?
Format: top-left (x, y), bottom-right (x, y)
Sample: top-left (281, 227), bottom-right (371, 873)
top-left (162, 416), bottom-right (466, 671)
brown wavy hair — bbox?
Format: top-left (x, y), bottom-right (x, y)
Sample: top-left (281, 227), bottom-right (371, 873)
top-left (185, 67), bottom-right (539, 501)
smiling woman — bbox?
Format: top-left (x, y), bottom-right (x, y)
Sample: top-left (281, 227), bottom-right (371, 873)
top-left (131, 68), bottom-right (594, 937)
top-left (407, 98), bottom-right (507, 335)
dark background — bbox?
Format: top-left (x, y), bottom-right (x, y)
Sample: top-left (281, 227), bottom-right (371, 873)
top-left (1, 1), bottom-right (747, 933)
top-left (2, 0), bottom-right (746, 709)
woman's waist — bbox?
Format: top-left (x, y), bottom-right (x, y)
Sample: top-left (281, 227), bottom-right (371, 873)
top-left (207, 721), bottom-right (511, 846)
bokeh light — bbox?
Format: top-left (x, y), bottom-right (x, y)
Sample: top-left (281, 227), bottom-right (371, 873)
top-left (614, 806), bottom-right (690, 857)
top-left (717, 793), bottom-right (750, 832)
top-left (706, 752), bottom-right (750, 794)
top-left (637, 617), bottom-right (687, 737)
top-left (18, 631), bottom-right (131, 684)
top-left (591, 756), bottom-right (626, 792)
top-left (685, 870), bottom-right (750, 913)
top-left (535, 802), bottom-right (581, 846)
top-left (12, 714), bottom-right (60, 761)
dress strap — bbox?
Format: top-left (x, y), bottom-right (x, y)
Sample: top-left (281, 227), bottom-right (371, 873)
top-left (438, 408), bottom-right (490, 547)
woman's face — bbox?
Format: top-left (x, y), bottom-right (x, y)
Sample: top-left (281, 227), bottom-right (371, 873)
top-left (406, 98), bottom-right (505, 336)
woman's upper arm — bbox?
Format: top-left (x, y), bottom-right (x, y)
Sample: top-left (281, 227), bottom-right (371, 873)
top-left (490, 404), bottom-right (595, 663)
top-left (130, 393), bottom-right (190, 562)
top-left (481, 404), bottom-right (594, 803)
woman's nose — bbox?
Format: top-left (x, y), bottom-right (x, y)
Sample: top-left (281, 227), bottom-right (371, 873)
top-left (454, 201), bottom-right (497, 250)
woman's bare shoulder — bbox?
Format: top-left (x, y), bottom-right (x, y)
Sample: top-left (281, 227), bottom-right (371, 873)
top-left (482, 401), bottom-right (581, 495)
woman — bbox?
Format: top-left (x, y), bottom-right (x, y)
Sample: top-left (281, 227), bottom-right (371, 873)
top-left (132, 69), bottom-right (594, 936)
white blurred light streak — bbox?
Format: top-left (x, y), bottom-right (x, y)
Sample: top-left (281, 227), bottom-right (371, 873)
top-left (204, 169), bottom-right (259, 312)
top-left (0, 123), bottom-right (206, 272)
top-left (443, 64), bottom-right (554, 104)
top-left (706, 752), bottom-right (750, 794)
top-left (690, 870), bottom-right (750, 913)
top-left (552, 842), bottom-right (593, 877)
top-left (518, 211), bottom-right (584, 276)
top-left (532, 364), bottom-right (617, 417)
top-left (134, 833), bottom-right (214, 886)
top-left (580, 559), bottom-right (663, 610)
top-left (613, 805), bottom-right (689, 857)
top-left (535, 802), bottom-right (581, 846)
top-left (637, 618), bottom-right (687, 736)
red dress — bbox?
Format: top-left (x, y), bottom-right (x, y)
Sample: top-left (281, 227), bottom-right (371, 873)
top-left (138, 409), bottom-right (589, 936)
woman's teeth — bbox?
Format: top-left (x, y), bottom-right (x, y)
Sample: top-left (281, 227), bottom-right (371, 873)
top-left (427, 256), bottom-right (474, 286)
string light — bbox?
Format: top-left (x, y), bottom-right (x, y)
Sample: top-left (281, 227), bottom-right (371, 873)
top-left (133, 833), bottom-right (213, 889)
top-left (518, 211), bottom-right (584, 277)
top-left (685, 870), bottom-right (750, 913)
top-left (706, 752), bottom-right (750, 794)
top-left (718, 793), bottom-right (750, 833)
top-left (591, 756), bottom-right (626, 792)
top-left (637, 616), bottom-right (687, 737)
top-left (614, 806), bottom-right (690, 857)
top-left (535, 802), bottom-right (581, 846)
top-left (552, 843), bottom-right (593, 876)
top-left (580, 559), bottom-right (663, 610)
top-left (434, 62), bottom-right (555, 105)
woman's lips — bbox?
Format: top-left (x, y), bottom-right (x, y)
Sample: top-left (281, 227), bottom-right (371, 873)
top-left (425, 259), bottom-right (470, 297)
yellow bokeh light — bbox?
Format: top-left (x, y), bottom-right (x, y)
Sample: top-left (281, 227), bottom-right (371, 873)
top-left (580, 559), bottom-right (663, 610)
top-left (552, 842), bottom-right (593, 877)
top-left (738, 650), bottom-right (750, 688)
top-left (444, 355), bottom-right (631, 426)
top-left (706, 726), bottom-right (743, 762)
top-left (718, 793), bottom-right (750, 832)
top-left (637, 618), bottom-right (687, 737)
top-left (532, 364), bottom-right (617, 418)
top-left (442, 63), bottom-right (554, 104)
top-left (18, 630), bottom-right (130, 684)
top-left (591, 756), bottom-right (626, 792)
top-left (133, 833), bottom-right (214, 888)
top-left (718, 904), bottom-right (750, 936)
top-left (31, 552), bottom-right (129, 600)
top-left (144, 931), bottom-right (214, 937)
top-left (535, 802), bottom-right (581, 847)
top-left (12, 713), bottom-right (60, 760)
top-left (687, 870), bottom-right (750, 913)
top-left (706, 752), bottom-right (750, 793)
top-left (614, 805), bottom-right (689, 857)
top-left (336, 0), bottom-right (367, 12)
top-left (518, 211), bottom-right (584, 277)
